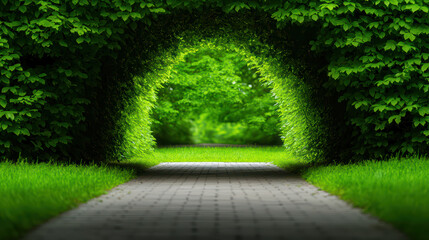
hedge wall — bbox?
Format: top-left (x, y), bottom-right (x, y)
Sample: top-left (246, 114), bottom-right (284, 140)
top-left (1, 0), bottom-right (428, 161)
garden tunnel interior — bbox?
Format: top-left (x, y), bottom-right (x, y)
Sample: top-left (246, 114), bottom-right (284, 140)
top-left (82, 11), bottom-right (350, 164)
top-left (150, 45), bottom-right (284, 146)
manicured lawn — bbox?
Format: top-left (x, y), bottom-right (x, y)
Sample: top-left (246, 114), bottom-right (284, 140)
top-left (141, 146), bottom-right (295, 163)
top-left (303, 157), bottom-right (429, 240)
top-left (2, 147), bottom-right (428, 240)
top-left (0, 161), bottom-right (136, 240)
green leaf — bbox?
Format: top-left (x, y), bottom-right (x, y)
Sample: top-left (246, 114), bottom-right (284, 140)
top-left (321, 3), bottom-right (338, 11)
top-left (5, 21), bottom-right (21, 27)
top-left (401, 44), bottom-right (413, 53)
top-left (414, 118), bottom-right (426, 127)
top-left (65, 70), bottom-right (73, 77)
top-left (404, 32), bottom-right (416, 41)
top-left (38, 19), bottom-right (54, 28)
top-left (12, 128), bottom-right (21, 135)
top-left (330, 71), bottom-right (339, 79)
top-left (19, 6), bottom-right (27, 13)
top-left (418, 107), bottom-right (429, 116)
top-left (5, 112), bottom-right (14, 120)
top-left (76, 37), bottom-right (85, 44)
top-left (405, 146), bottom-right (414, 154)
top-left (373, 104), bottom-right (387, 112)
top-left (59, 40), bottom-right (68, 47)
top-left (0, 98), bottom-right (6, 108)
top-left (388, 115), bottom-right (401, 124)
top-left (406, 4), bottom-right (420, 13)
top-left (384, 40), bottom-right (396, 51)
top-left (21, 128), bottom-right (30, 135)
top-left (150, 8), bottom-right (166, 13)
top-left (1, 87), bottom-right (9, 93)
top-left (353, 101), bottom-right (368, 109)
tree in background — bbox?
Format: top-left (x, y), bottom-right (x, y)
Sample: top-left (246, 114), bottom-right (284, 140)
top-left (151, 47), bottom-right (282, 145)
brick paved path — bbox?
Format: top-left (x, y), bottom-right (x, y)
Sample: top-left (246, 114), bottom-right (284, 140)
top-left (25, 163), bottom-right (405, 240)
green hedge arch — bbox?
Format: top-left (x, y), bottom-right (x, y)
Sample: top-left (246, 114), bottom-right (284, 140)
top-left (1, 1), bottom-right (428, 161)
top-left (110, 21), bottom-right (343, 162)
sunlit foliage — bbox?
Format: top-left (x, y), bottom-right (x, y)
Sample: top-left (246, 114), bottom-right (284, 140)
top-left (151, 47), bottom-right (282, 145)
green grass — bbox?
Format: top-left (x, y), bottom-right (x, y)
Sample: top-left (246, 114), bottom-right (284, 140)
top-left (2, 147), bottom-right (429, 240)
top-left (137, 146), bottom-right (296, 164)
top-left (0, 161), bottom-right (137, 240)
top-left (302, 156), bottom-right (429, 240)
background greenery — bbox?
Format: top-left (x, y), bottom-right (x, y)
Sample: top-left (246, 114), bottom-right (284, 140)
top-left (151, 47), bottom-right (282, 146)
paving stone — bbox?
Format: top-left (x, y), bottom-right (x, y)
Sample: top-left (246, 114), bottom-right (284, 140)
top-left (24, 162), bottom-right (406, 240)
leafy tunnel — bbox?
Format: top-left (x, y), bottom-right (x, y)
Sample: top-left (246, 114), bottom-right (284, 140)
top-left (1, 1), bottom-right (428, 163)
top-left (150, 46), bottom-right (284, 146)
top-left (89, 12), bottom-right (346, 163)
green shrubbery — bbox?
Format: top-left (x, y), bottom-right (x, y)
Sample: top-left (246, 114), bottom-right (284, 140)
top-left (1, 1), bottom-right (428, 162)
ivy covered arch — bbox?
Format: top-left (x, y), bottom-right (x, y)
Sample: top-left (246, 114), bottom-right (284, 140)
top-left (1, 1), bottom-right (428, 162)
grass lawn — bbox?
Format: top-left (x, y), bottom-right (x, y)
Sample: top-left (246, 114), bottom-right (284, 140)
top-left (0, 161), bottom-right (137, 240)
top-left (303, 157), bottom-right (429, 240)
top-left (141, 146), bottom-right (296, 163)
top-left (1, 147), bottom-right (428, 240)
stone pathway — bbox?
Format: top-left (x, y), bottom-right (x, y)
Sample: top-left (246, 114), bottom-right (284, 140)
top-left (25, 163), bottom-right (405, 240)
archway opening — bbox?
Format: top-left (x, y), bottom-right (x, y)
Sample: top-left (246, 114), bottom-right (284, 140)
top-left (95, 12), bottom-right (347, 164)
top-left (151, 45), bottom-right (282, 146)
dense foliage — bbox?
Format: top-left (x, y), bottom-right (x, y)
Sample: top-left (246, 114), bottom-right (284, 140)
top-left (111, 23), bottom-right (341, 162)
top-left (151, 47), bottom-right (282, 146)
top-left (1, 0), bottom-right (428, 162)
